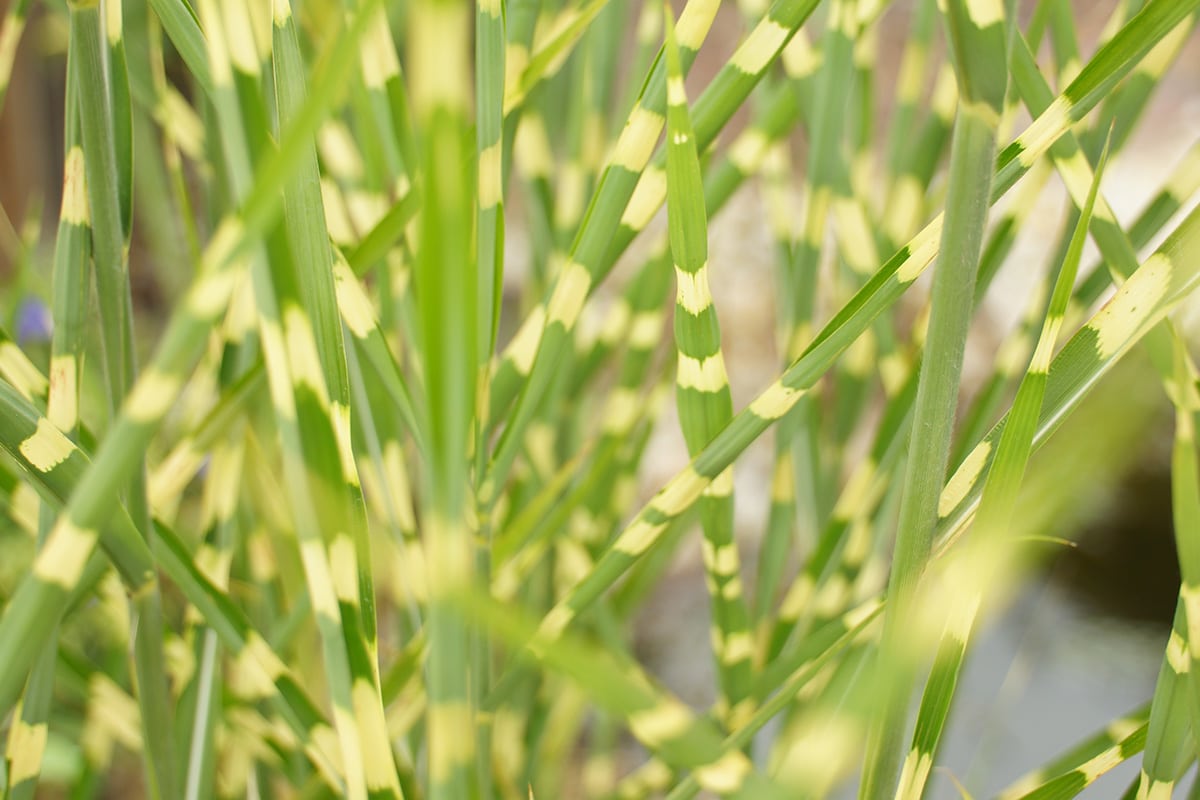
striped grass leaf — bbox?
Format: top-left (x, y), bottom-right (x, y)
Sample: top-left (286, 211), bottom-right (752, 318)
top-left (1010, 725), bottom-right (1148, 800)
top-left (759, 3), bottom-right (889, 628)
top-left (339, 17), bottom-right (401, 188)
top-left (344, 187), bottom-right (422, 277)
top-left (4, 46), bottom-right (90, 798)
top-left (1011, 7), bottom-right (1197, 392)
top-left (756, 139), bottom-right (804, 623)
top-left (336, 264), bottom-right (426, 531)
top-left (494, 57), bottom-right (807, 654)
top-left (733, 82), bottom-right (809, 624)
top-left (354, 4), bottom-right (418, 186)
top-left (486, 55), bottom-right (803, 436)
top-left (969, 156), bottom-right (1054, 309)
top-left (786, 0), bottom-right (858, 343)
top-left (144, 16), bottom-right (205, 269)
top-left (563, 312), bottom-right (672, 565)
top-left (1009, 32), bottom-right (1142, 291)
top-left (663, 2), bottom-right (754, 729)
top-left (880, 0), bottom-right (1200, 550)
top-left (881, 56), bottom-right (957, 250)
top-left (176, 439), bottom-right (237, 800)
top-left (492, 443), bottom-right (594, 573)
top-left (501, 0), bottom-right (542, 156)
top-left (516, 189), bottom-right (1190, 724)
top-left (1065, 145), bottom-right (1200, 327)
top-left (578, 0), bottom-right (624, 177)
top-left (1169, 333), bottom-right (1200, 737)
top-left (0, 325), bottom-right (48, 407)
top-left (991, 0), bottom-right (1197, 187)
top-left (953, 162), bottom-right (1054, 465)
top-left (571, 76), bottom-right (804, 403)
top-left (547, 9), bottom-right (615, 246)
top-left (621, 592), bottom-right (881, 798)
top-left (995, 704), bottom-right (1150, 800)
top-left (267, 5), bottom-right (404, 797)
top-left (845, 6), bottom-right (879, 207)
top-left (762, 645), bottom-right (874, 796)
top-left (1118, 346), bottom-right (1200, 800)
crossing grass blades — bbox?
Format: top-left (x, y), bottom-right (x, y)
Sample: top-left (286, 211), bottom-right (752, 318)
top-left (0, 0), bottom-right (1198, 797)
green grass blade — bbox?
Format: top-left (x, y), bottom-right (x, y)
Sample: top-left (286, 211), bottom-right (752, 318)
top-left (859, 3), bottom-right (1013, 795)
top-left (105, 0), bottom-right (133, 241)
top-left (663, 3), bottom-right (754, 729)
top-left (406, 0), bottom-right (480, 795)
top-left (268, 4), bottom-right (403, 796)
top-left (69, 1), bottom-right (134, 415)
top-left (3, 45), bottom-right (89, 798)
top-left (145, 0), bottom-right (213, 97)
top-left (474, 0), bottom-right (506, 779)
top-left (69, 4), bottom-right (178, 795)
top-left (1169, 333), bottom-right (1200, 743)
top-left (1134, 597), bottom-right (1195, 798)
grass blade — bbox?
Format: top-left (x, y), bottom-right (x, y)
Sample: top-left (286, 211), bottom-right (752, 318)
top-left (859, 2), bottom-right (1014, 792)
top-left (663, 2), bottom-right (754, 730)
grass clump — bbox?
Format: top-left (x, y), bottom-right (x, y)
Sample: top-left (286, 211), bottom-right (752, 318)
top-left (0, 0), bottom-right (1198, 798)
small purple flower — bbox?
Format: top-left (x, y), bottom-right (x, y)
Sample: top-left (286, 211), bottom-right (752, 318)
top-left (15, 296), bottom-right (53, 344)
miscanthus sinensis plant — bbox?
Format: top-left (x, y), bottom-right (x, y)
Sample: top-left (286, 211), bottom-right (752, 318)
top-left (0, 0), bottom-right (1198, 796)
